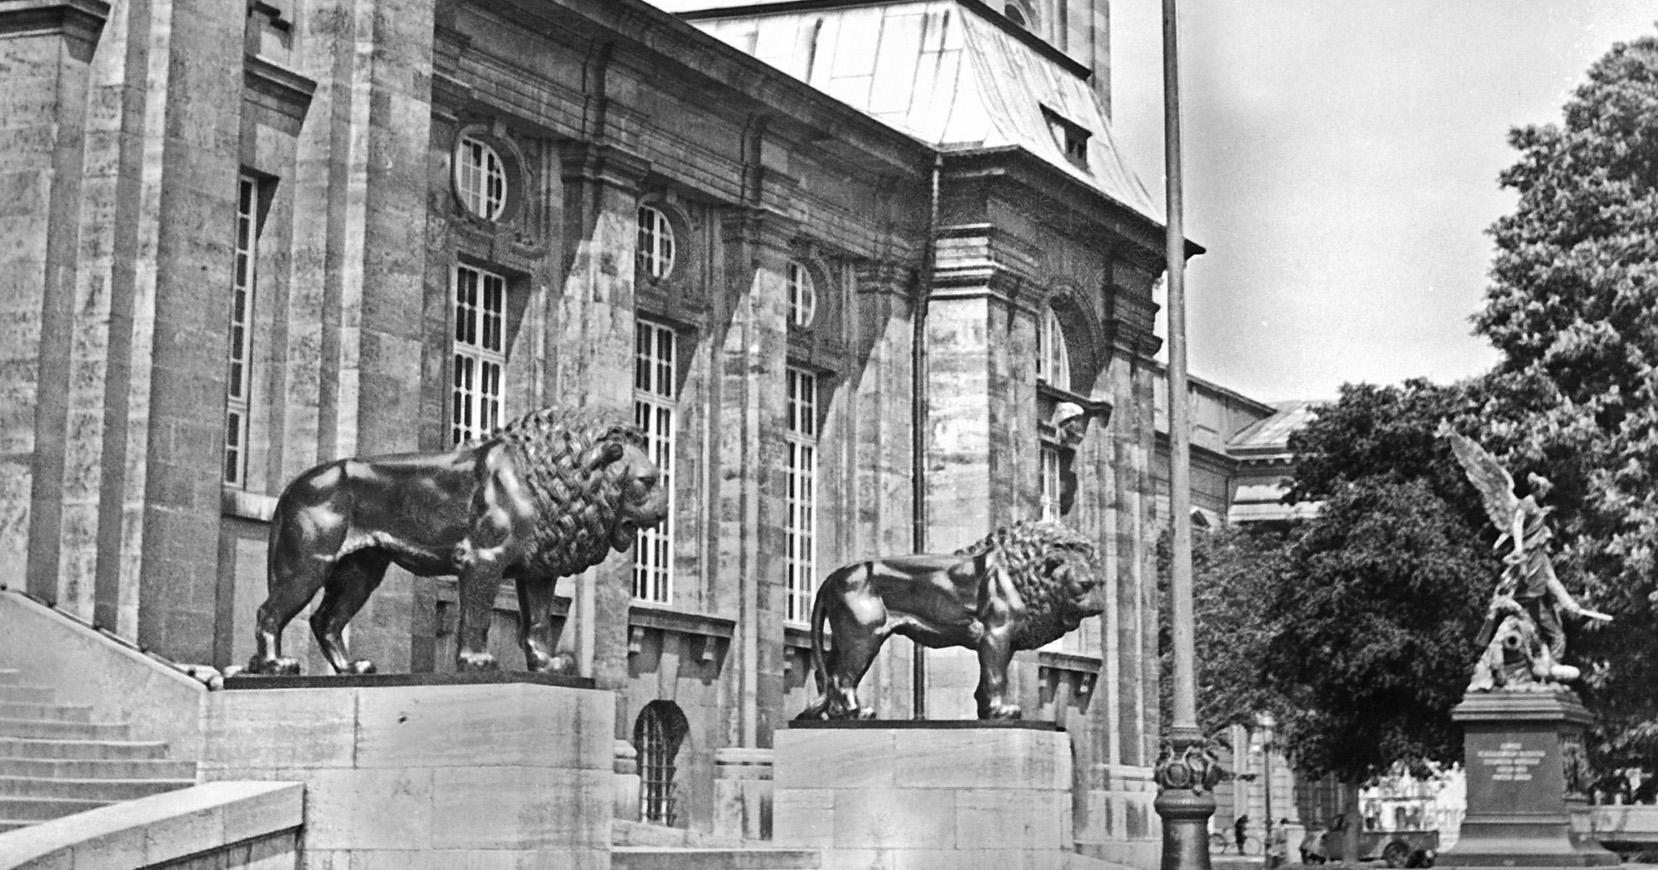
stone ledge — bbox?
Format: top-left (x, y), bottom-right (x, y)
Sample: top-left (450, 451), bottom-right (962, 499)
top-left (0, 780), bottom-right (302, 869)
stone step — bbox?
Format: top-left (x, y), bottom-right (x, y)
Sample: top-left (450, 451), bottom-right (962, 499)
top-left (0, 686), bottom-right (56, 704)
top-left (0, 718), bottom-right (129, 740)
top-left (0, 670), bottom-right (21, 686)
top-left (611, 848), bottom-right (821, 870)
top-left (0, 702), bottom-right (92, 723)
top-left (0, 757), bottom-right (196, 779)
top-left (0, 795), bottom-right (113, 821)
top-left (0, 820), bottom-right (28, 833)
top-left (0, 737), bottom-right (168, 760)
top-left (0, 775), bottom-right (196, 800)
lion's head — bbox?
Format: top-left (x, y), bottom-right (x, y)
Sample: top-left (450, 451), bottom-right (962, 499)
top-left (491, 407), bottom-right (669, 577)
top-left (958, 521), bottom-right (1104, 649)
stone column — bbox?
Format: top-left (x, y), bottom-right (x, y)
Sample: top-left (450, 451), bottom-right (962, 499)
top-left (922, 233), bottom-right (1038, 718)
top-left (0, 1), bottom-right (108, 601)
top-left (715, 208), bottom-right (793, 746)
top-left (555, 142), bottom-right (647, 690)
top-left (848, 260), bottom-right (918, 717)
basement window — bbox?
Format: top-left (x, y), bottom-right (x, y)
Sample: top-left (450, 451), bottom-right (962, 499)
top-left (1042, 107), bottom-right (1090, 170)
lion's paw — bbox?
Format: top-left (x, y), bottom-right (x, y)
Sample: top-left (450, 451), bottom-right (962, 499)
top-left (343, 660), bottom-right (377, 675)
top-left (985, 704), bottom-right (1023, 720)
top-left (457, 650), bottom-right (499, 671)
top-left (245, 656), bottom-right (302, 676)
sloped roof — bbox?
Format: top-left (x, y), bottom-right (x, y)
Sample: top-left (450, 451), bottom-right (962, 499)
top-left (1227, 399), bottom-right (1319, 457)
top-left (687, 1), bottom-right (1162, 225)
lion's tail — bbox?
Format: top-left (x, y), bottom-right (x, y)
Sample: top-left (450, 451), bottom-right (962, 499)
top-left (792, 576), bottom-right (832, 721)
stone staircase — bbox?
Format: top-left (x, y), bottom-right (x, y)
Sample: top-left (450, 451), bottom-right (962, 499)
top-left (611, 820), bottom-right (820, 870)
top-left (0, 668), bottom-right (196, 832)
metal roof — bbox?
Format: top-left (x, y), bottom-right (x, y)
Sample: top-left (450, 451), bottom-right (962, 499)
top-left (687, 0), bottom-right (1163, 225)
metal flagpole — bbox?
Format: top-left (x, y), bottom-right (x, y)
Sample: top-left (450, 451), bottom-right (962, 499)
top-left (1154, 0), bottom-right (1218, 865)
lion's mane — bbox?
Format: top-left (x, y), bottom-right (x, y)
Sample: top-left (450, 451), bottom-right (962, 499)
top-left (484, 406), bottom-right (649, 577)
top-left (957, 521), bottom-right (1103, 649)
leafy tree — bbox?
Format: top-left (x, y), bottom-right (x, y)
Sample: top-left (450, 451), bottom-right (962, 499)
top-left (1472, 30), bottom-right (1658, 762)
top-left (1157, 524), bottom-right (1291, 740)
top-left (1270, 381), bottom-right (1498, 783)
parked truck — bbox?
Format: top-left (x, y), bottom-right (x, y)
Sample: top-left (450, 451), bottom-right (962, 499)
top-left (1304, 815), bottom-right (1440, 867)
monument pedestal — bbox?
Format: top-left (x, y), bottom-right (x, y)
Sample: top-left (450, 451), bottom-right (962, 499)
top-left (1440, 691), bottom-right (1616, 869)
top-left (773, 721), bottom-right (1073, 870)
top-left (205, 673), bottom-right (614, 868)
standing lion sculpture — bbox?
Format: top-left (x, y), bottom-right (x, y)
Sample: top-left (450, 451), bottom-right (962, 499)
top-left (245, 406), bottom-right (668, 676)
top-left (796, 521), bottom-right (1104, 720)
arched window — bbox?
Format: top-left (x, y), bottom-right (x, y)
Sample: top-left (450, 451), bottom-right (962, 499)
top-left (634, 701), bottom-right (689, 826)
top-left (455, 134), bottom-right (508, 221)
top-left (786, 260), bottom-right (816, 328)
top-left (637, 205), bottom-right (677, 281)
top-left (1036, 304), bottom-right (1071, 386)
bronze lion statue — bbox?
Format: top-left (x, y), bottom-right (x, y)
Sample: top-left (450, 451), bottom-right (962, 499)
top-left (796, 521), bottom-right (1104, 720)
top-left (245, 406), bottom-right (668, 675)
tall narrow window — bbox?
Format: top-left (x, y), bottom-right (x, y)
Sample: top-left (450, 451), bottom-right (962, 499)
top-left (451, 264), bottom-right (507, 445)
top-left (637, 206), bottom-right (676, 281)
top-left (786, 260), bottom-right (816, 328)
top-left (784, 367), bottom-right (819, 623)
top-left (455, 134), bottom-right (507, 221)
top-left (224, 175), bottom-right (259, 487)
top-left (1036, 305), bottom-right (1070, 386)
top-left (1040, 443), bottom-right (1063, 521)
top-left (634, 319), bottom-right (677, 604)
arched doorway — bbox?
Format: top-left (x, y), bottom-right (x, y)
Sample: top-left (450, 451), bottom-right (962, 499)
top-left (634, 700), bottom-right (689, 825)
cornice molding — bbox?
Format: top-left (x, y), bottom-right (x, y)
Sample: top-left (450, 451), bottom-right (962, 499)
top-left (243, 54), bottom-right (317, 122)
top-left (0, 0), bottom-right (109, 49)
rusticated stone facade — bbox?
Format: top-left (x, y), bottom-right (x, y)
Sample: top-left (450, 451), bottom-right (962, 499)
top-left (0, 0), bottom-right (1227, 859)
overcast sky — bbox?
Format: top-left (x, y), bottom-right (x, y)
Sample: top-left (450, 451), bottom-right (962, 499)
top-left (1109, 1), bottom-right (1657, 402)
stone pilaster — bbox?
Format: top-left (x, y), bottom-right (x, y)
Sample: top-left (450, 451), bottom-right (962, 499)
top-left (715, 207), bottom-right (794, 748)
top-left (848, 259), bottom-right (918, 718)
top-left (556, 141), bottom-right (648, 693)
top-left (0, 0), bottom-right (108, 602)
top-left (922, 225), bottom-right (1041, 718)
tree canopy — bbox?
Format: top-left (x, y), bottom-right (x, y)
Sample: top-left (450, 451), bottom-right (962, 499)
top-left (1471, 30), bottom-right (1658, 761)
top-left (1266, 381), bottom-right (1497, 783)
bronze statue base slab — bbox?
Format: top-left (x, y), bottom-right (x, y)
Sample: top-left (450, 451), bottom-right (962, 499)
top-left (772, 722), bottom-right (1074, 869)
top-left (1439, 691), bottom-right (1617, 869)
top-left (786, 719), bottom-right (1062, 731)
top-left (223, 670), bottom-right (594, 690)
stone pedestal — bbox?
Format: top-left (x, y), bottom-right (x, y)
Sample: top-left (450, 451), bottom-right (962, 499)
top-left (773, 721), bottom-right (1073, 870)
top-left (204, 673), bottom-right (613, 869)
top-left (1440, 691), bottom-right (1616, 869)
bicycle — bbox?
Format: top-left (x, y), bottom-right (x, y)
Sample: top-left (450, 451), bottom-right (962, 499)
top-left (1208, 831), bottom-right (1263, 855)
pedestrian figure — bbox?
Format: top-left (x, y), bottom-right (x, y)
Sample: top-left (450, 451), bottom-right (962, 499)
top-left (1267, 818), bottom-right (1289, 868)
top-left (1234, 814), bottom-right (1249, 853)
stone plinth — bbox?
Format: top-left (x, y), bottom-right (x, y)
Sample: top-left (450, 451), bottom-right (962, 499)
top-left (203, 673), bottom-right (613, 869)
top-left (774, 721), bottom-right (1073, 870)
top-left (1440, 691), bottom-right (1616, 869)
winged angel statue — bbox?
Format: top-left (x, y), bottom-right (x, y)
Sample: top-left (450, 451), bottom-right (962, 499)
top-left (1442, 428), bottom-right (1611, 692)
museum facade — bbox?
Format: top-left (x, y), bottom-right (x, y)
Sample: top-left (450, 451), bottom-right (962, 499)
top-left (0, 0), bottom-right (1228, 860)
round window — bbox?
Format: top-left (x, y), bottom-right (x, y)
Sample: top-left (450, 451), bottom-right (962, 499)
top-left (455, 134), bottom-right (508, 221)
top-left (786, 260), bottom-right (816, 328)
top-left (637, 205), bottom-right (677, 281)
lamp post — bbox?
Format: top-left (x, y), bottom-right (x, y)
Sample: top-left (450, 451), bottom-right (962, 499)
top-left (1257, 711), bottom-right (1277, 860)
top-left (1153, 0), bottom-right (1219, 867)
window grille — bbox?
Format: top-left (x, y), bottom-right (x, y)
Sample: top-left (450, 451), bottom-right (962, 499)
top-left (635, 702), bottom-right (687, 826)
top-left (633, 319), bottom-right (676, 603)
top-left (637, 206), bottom-right (676, 280)
top-left (785, 367), bottom-right (819, 623)
top-left (224, 175), bottom-right (259, 487)
top-left (786, 260), bottom-right (816, 328)
top-left (451, 264), bottom-right (507, 445)
top-left (456, 135), bottom-right (507, 220)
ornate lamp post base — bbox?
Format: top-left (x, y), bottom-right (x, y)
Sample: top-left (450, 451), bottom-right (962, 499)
top-left (1155, 731), bottom-right (1220, 870)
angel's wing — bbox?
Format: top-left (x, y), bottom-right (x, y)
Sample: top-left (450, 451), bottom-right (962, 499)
top-left (1442, 429), bottom-right (1520, 532)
